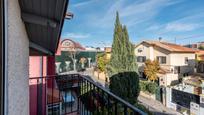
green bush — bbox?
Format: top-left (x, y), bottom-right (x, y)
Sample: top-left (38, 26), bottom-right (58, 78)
top-left (139, 81), bottom-right (148, 91)
top-left (146, 82), bottom-right (158, 94)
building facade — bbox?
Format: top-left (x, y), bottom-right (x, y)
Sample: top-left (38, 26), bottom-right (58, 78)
top-left (135, 41), bottom-right (196, 86)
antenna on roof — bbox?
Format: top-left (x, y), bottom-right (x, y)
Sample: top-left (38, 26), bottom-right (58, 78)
top-left (159, 37), bottom-right (162, 42)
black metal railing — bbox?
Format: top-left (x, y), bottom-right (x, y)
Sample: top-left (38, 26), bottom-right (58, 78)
top-left (29, 74), bottom-right (146, 115)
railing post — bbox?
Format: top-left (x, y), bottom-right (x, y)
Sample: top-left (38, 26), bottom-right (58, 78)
top-left (45, 77), bottom-right (47, 115)
top-left (115, 102), bottom-right (117, 115)
top-left (96, 87), bottom-right (99, 115)
top-left (71, 75), bottom-right (73, 113)
top-left (65, 88), bottom-right (67, 114)
top-left (52, 76), bottom-right (54, 115)
top-left (102, 90), bottom-right (104, 115)
top-left (36, 79), bottom-right (39, 115)
top-left (77, 75), bottom-right (80, 114)
top-left (92, 84), bottom-right (95, 114)
top-left (86, 80), bottom-right (90, 115)
top-left (124, 106), bottom-right (127, 115)
top-left (56, 76), bottom-right (60, 115)
top-left (107, 94), bottom-right (110, 115)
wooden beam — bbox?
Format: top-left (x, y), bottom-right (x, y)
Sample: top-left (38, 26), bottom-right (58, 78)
top-left (21, 12), bottom-right (59, 28)
top-left (29, 42), bottom-right (53, 55)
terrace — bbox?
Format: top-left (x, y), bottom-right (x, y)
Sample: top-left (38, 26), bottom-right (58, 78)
top-left (1, 0), bottom-right (146, 114)
top-left (29, 74), bottom-right (146, 115)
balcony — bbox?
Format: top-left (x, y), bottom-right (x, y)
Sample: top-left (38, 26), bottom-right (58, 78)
top-left (29, 74), bottom-right (146, 115)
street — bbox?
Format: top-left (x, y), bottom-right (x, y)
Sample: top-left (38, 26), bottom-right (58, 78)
top-left (138, 95), bottom-right (182, 115)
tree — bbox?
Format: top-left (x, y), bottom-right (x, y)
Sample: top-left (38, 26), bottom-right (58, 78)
top-left (97, 55), bottom-right (106, 72)
top-left (107, 12), bottom-right (137, 76)
top-left (66, 44), bottom-right (80, 71)
top-left (198, 46), bottom-right (204, 50)
top-left (96, 53), bottom-right (109, 79)
top-left (79, 57), bottom-right (87, 69)
top-left (144, 59), bottom-right (160, 82)
top-left (110, 72), bottom-right (140, 104)
top-left (107, 12), bottom-right (139, 104)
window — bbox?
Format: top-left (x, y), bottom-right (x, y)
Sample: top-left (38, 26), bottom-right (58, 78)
top-left (137, 48), bottom-right (143, 53)
top-left (137, 56), bottom-right (146, 62)
top-left (185, 57), bottom-right (188, 64)
top-left (157, 56), bottom-right (166, 64)
top-left (174, 66), bottom-right (181, 74)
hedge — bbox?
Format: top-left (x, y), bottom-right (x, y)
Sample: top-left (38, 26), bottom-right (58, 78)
top-left (139, 80), bottom-right (158, 94)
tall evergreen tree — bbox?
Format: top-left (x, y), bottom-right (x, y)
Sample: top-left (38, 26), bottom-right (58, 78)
top-left (107, 12), bottom-right (137, 76)
top-left (108, 12), bottom-right (139, 104)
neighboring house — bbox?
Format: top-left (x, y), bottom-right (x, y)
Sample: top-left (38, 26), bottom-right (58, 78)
top-left (196, 50), bottom-right (204, 61)
top-left (166, 75), bottom-right (204, 115)
top-left (104, 47), bottom-right (112, 60)
top-left (197, 61), bottom-right (204, 73)
top-left (135, 41), bottom-right (196, 86)
top-left (55, 39), bottom-right (102, 73)
top-left (195, 50), bottom-right (204, 74)
top-left (184, 42), bottom-right (204, 50)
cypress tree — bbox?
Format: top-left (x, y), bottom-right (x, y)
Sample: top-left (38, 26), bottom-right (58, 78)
top-left (108, 12), bottom-right (137, 76)
top-left (108, 12), bottom-right (139, 104)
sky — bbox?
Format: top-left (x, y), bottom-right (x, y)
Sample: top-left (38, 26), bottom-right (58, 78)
top-left (61, 0), bottom-right (204, 47)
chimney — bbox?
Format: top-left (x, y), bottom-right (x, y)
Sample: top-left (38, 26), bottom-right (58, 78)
top-left (159, 37), bottom-right (162, 42)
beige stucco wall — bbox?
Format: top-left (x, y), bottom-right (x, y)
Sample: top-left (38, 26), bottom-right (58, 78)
top-left (170, 53), bottom-right (195, 66)
top-left (7, 0), bottom-right (29, 115)
top-left (135, 43), bottom-right (150, 68)
top-left (135, 43), bottom-right (171, 71)
top-left (135, 43), bottom-right (150, 59)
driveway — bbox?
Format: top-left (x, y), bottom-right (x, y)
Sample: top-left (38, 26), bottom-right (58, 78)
top-left (138, 95), bottom-right (182, 115)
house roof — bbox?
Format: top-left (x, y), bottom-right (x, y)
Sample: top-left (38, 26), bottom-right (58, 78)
top-left (196, 50), bottom-right (204, 54)
top-left (138, 41), bottom-right (196, 53)
top-left (56, 39), bottom-right (85, 56)
top-left (61, 39), bottom-right (85, 50)
top-left (158, 67), bottom-right (171, 75)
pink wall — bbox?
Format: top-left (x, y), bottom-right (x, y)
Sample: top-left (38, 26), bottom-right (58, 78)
top-left (29, 56), bottom-right (48, 115)
top-left (29, 56), bottom-right (47, 78)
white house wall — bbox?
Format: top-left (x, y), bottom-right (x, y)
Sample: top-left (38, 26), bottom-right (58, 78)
top-left (169, 53), bottom-right (195, 66)
top-left (135, 43), bottom-right (150, 68)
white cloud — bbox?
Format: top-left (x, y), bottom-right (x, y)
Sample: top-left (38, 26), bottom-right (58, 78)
top-left (73, 0), bottom-right (97, 8)
top-left (93, 0), bottom-right (180, 28)
top-left (165, 23), bottom-right (200, 32)
top-left (62, 33), bottom-right (91, 39)
top-left (146, 12), bottom-right (204, 34)
top-left (146, 25), bottom-right (161, 31)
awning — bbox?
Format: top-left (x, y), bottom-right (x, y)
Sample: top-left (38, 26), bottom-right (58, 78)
top-left (18, 0), bottom-right (69, 56)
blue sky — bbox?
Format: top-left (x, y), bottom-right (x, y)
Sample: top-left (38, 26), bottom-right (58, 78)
top-left (61, 0), bottom-right (204, 47)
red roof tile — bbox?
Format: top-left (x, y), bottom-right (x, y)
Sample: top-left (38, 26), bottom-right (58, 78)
top-left (142, 41), bottom-right (196, 53)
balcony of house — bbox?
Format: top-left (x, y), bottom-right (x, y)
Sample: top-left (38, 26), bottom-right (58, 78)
top-left (29, 74), bottom-right (146, 115)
